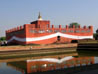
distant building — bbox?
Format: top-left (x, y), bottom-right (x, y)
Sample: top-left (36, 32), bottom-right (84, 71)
top-left (6, 13), bottom-right (93, 45)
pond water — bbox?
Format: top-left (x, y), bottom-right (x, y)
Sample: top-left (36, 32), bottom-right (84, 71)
top-left (0, 51), bottom-right (98, 74)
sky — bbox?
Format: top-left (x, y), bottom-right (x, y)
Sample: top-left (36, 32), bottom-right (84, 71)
top-left (0, 0), bottom-right (98, 37)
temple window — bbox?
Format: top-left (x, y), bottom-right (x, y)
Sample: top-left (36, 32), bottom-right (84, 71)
top-left (38, 30), bottom-right (45, 33)
top-left (47, 64), bottom-right (54, 67)
top-left (81, 30), bottom-right (85, 33)
top-left (47, 24), bottom-right (49, 28)
top-left (61, 30), bottom-right (66, 33)
top-left (31, 65), bottom-right (37, 69)
top-left (54, 30), bottom-right (59, 32)
top-left (68, 30), bottom-right (74, 33)
top-left (76, 60), bottom-right (80, 64)
top-left (75, 30), bottom-right (80, 33)
top-left (88, 59), bottom-right (92, 62)
top-left (82, 59), bottom-right (87, 63)
top-left (47, 30), bottom-right (52, 33)
top-left (40, 64), bottom-right (47, 68)
top-left (87, 30), bottom-right (91, 32)
top-left (71, 61), bottom-right (75, 64)
top-left (30, 30), bottom-right (37, 33)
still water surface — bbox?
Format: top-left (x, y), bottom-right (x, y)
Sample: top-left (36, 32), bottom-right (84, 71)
top-left (0, 51), bottom-right (98, 74)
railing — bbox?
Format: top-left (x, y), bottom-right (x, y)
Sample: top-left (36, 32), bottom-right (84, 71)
top-left (29, 29), bottom-right (92, 33)
top-left (6, 24), bottom-right (93, 34)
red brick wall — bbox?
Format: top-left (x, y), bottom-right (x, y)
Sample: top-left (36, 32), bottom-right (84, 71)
top-left (6, 19), bottom-right (93, 45)
top-left (27, 57), bottom-right (94, 73)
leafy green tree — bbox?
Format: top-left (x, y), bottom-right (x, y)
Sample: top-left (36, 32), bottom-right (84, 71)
top-left (94, 33), bottom-right (98, 40)
top-left (0, 37), bottom-right (6, 41)
top-left (96, 29), bottom-right (98, 33)
top-left (69, 22), bottom-right (80, 28)
top-left (94, 29), bottom-right (98, 40)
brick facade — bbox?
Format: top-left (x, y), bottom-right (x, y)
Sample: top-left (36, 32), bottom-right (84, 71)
top-left (6, 14), bottom-right (93, 45)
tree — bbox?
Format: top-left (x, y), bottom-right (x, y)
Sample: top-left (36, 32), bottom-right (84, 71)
top-left (96, 29), bottom-right (98, 33)
top-left (69, 22), bottom-right (80, 28)
top-left (94, 29), bottom-right (98, 40)
top-left (0, 37), bottom-right (6, 41)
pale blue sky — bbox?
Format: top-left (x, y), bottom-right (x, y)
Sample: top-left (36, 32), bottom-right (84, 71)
top-left (0, 0), bottom-right (98, 37)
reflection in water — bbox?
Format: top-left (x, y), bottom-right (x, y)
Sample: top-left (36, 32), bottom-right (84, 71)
top-left (0, 63), bottom-right (22, 74)
top-left (1, 51), bottom-right (98, 74)
top-left (6, 56), bottom-right (95, 74)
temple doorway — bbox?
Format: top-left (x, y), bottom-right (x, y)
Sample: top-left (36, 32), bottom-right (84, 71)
top-left (57, 36), bottom-right (60, 41)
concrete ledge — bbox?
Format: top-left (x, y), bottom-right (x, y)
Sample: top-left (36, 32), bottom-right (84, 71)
top-left (0, 43), bottom-right (77, 51)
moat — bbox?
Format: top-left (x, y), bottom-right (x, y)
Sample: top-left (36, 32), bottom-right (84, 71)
top-left (0, 50), bottom-right (98, 74)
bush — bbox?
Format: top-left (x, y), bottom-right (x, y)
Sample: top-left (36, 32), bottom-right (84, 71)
top-left (0, 37), bottom-right (6, 41)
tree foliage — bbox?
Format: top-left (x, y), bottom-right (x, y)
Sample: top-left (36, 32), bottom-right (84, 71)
top-left (0, 37), bottom-right (6, 41)
top-left (94, 29), bottom-right (98, 40)
top-left (93, 33), bottom-right (98, 40)
top-left (96, 29), bottom-right (98, 33)
top-left (69, 22), bottom-right (80, 28)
